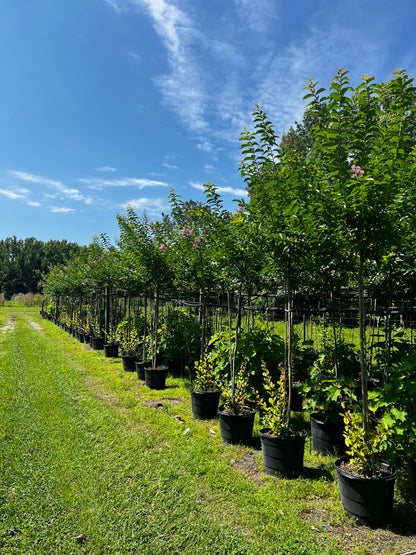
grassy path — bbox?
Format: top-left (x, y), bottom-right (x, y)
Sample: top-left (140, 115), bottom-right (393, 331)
top-left (0, 312), bottom-right (415, 554)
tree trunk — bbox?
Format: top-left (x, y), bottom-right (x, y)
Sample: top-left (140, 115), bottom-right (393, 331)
top-left (153, 291), bottom-right (159, 368)
top-left (358, 250), bottom-right (369, 438)
top-left (286, 261), bottom-right (293, 428)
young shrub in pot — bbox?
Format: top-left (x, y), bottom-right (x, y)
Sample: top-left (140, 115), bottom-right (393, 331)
top-left (218, 364), bottom-right (256, 445)
top-left (334, 396), bottom-right (398, 526)
top-left (256, 364), bottom-right (306, 478)
top-left (117, 323), bottom-right (139, 372)
top-left (191, 351), bottom-right (221, 420)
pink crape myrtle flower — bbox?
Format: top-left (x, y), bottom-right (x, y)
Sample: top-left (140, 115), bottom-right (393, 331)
top-left (193, 236), bottom-right (201, 248)
top-left (181, 227), bottom-right (193, 237)
top-left (351, 164), bottom-right (365, 179)
top-left (159, 243), bottom-right (167, 251)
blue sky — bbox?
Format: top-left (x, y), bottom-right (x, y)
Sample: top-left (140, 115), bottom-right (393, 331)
top-left (1, 0), bottom-right (415, 245)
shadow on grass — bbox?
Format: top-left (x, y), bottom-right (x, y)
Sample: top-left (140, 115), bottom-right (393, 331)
top-left (302, 465), bottom-right (333, 481)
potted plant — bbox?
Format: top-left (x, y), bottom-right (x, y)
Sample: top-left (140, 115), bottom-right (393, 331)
top-left (305, 68), bottom-right (416, 525)
top-left (104, 324), bottom-right (119, 358)
top-left (117, 323), bottom-right (139, 372)
top-left (218, 364), bottom-right (256, 445)
top-left (335, 399), bottom-right (397, 526)
top-left (90, 319), bottom-right (104, 350)
top-left (300, 335), bottom-right (358, 455)
top-left (256, 364), bottom-right (307, 478)
top-left (143, 331), bottom-right (168, 389)
top-left (191, 350), bottom-right (221, 420)
top-left (116, 207), bottom-right (173, 387)
top-left (158, 307), bottom-right (202, 375)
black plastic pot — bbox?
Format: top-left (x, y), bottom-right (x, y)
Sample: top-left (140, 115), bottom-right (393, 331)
top-left (145, 366), bottom-right (168, 390)
top-left (135, 360), bottom-right (151, 381)
top-left (191, 389), bottom-right (221, 420)
top-left (290, 382), bottom-right (303, 412)
top-left (310, 413), bottom-right (346, 455)
top-left (91, 336), bottom-right (104, 350)
top-left (104, 344), bottom-right (119, 358)
top-left (335, 456), bottom-right (396, 527)
top-left (121, 354), bottom-right (138, 372)
top-left (218, 405), bottom-right (256, 445)
top-left (259, 429), bottom-right (307, 478)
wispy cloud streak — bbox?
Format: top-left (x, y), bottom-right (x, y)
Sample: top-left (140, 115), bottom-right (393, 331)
top-left (189, 181), bottom-right (248, 198)
top-left (78, 176), bottom-right (169, 190)
top-left (10, 170), bottom-right (93, 204)
top-left (120, 196), bottom-right (170, 217)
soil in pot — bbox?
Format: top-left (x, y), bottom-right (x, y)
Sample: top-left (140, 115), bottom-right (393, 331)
top-left (191, 388), bottom-right (221, 420)
top-left (259, 429), bottom-right (307, 478)
top-left (145, 365), bottom-right (168, 390)
top-left (335, 456), bottom-right (397, 527)
top-left (310, 413), bottom-right (346, 455)
top-left (121, 354), bottom-right (138, 372)
top-left (218, 405), bottom-right (256, 445)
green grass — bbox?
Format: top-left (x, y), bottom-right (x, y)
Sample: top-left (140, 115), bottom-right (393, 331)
top-left (0, 305), bottom-right (40, 312)
top-left (1, 313), bottom-right (415, 554)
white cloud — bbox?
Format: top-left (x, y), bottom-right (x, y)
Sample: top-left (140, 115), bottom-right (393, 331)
top-left (216, 186), bottom-right (248, 197)
top-left (10, 170), bottom-right (93, 205)
top-left (51, 207), bottom-right (77, 213)
top-left (104, 0), bottom-right (124, 12)
top-left (96, 166), bottom-right (118, 172)
top-left (0, 186), bottom-right (44, 206)
top-left (129, 0), bottom-right (209, 132)
top-left (128, 51), bottom-right (142, 63)
top-left (197, 141), bottom-right (213, 153)
top-left (121, 197), bottom-right (170, 217)
top-left (104, 0), bottom-right (393, 153)
top-left (189, 181), bottom-right (204, 191)
top-left (234, 0), bottom-right (279, 34)
top-left (78, 176), bottom-right (169, 190)
top-left (189, 181), bottom-right (248, 197)
top-left (163, 162), bottom-right (178, 169)
top-left (9, 170), bottom-right (62, 187)
top-left (0, 188), bottom-right (25, 200)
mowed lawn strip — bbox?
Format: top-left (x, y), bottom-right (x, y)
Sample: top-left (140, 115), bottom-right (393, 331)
top-left (0, 312), bottom-right (347, 554)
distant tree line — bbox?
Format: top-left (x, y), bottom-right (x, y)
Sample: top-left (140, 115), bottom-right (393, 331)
top-left (0, 236), bottom-right (85, 299)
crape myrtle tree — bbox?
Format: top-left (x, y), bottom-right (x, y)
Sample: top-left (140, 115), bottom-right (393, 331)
top-left (305, 68), bottom-right (416, 440)
top-left (198, 182), bottom-right (264, 407)
top-left (163, 189), bottom-right (220, 297)
top-left (116, 206), bottom-right (174, 367)
top-left (161, 190), bottom-right (221, 349)
top-left (280, 110), bottom-right (355, 300)
top-left (41, 236), bottom-right (121, 333)
top-left (239, 105), bottom-right (317, 424)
